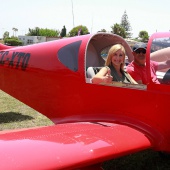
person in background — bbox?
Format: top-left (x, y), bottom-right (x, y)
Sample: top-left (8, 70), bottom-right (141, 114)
top-left (92, 44), bottom-right (137, 84)
top-left (126, 43), bottom-right (170, 84)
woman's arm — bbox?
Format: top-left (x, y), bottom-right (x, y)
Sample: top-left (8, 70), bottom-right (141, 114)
top-left (92, 67), bottom-right (113, 84)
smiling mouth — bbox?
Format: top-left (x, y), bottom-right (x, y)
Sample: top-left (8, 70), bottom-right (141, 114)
top-left (114, 60), bottom-right (121, 64)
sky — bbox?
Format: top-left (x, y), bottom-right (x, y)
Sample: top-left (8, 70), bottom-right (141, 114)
top-left (1, 0), bottom-right (170, 38)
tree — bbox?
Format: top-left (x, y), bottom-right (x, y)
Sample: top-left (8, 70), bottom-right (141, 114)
top-left (120, 10), bottom-right (132, 38)
top-left (27, 27), bottom-right (60, 37)
top-left (60, 25), bottom-right (66, 37)
top-left (12, 27), bottom-right (18, 37)
top-left (111, 23), bottom-right (126, 38)
top-left (39, 28), bottom-right (60, 37)
top-left (4, 37), bottom-right (22, 46)
top-left (3, 31), bottom-right (9, 39)
top-left (139, 31), bottom-right (149, 42)
top-left (27, 27), bottom-right (40, 36)
top-left (69, 25), bottom-right (89, 37)
top-left (98, 29), bottom-right (106, 32)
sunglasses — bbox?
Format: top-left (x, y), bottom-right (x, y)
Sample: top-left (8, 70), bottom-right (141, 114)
top-left (135, 49), bottom-right (146, 54)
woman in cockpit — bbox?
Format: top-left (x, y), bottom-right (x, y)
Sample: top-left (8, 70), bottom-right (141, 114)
top-left (91, 44), bottom-right (137, 84)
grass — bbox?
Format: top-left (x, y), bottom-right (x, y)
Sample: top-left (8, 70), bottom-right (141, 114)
top-left (103, 150), bottom-right (170, 170)
top-left (0, 90), bottom-right (53, 131)
top-left (0, 90), bottom-right (170, 169)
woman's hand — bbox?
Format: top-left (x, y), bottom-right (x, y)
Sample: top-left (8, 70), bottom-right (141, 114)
top-left (102, 74), bottom-right (113, 83)
top-left (91, 66), bottom-right (112, 84)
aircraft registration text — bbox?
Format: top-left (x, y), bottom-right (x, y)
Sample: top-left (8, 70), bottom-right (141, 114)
top-left (0, 51), bottom-right (30, 70)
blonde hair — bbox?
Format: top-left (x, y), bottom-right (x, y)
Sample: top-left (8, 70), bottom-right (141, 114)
top-left (105, 44), bottom-right (126, 70)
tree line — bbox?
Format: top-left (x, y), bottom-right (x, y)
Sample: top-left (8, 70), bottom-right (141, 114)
top-left (2, 10), bottom-right (149, 46)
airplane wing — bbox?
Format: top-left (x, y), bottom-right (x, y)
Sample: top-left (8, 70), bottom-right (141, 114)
top-left (0, 122), bottom-right (151, 170)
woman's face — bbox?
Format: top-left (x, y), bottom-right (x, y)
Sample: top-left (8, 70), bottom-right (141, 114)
top-left (111, 49), bottom-right (124, 66)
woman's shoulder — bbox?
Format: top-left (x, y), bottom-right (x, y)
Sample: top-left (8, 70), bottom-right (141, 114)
top-left (100, 66), bottom-right (110, 72)
top-left (95, 66), bottom-right (108, 75)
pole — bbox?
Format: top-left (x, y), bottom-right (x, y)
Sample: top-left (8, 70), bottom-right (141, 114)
top-left (71, 0), bottom-right (75, 28)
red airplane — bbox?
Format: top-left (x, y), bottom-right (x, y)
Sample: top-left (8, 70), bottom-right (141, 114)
top-left (0, 32), bottom-right (170, 170)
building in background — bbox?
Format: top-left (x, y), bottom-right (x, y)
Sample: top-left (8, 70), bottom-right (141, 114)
top-left (18, 36), bottom-right (61, 46)
top-left (18, 36), bottom-right (46, 46)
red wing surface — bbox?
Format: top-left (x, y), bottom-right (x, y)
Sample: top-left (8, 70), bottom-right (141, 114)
top-left (0, 122), bottom-right (151, 170)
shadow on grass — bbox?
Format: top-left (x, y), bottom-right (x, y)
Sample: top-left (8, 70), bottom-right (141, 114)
top-left (0, 112), bottom-right (33, 123)
top-left (102, 149), bottom-right (170, 170)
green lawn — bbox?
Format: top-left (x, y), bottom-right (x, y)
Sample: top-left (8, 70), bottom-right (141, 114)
top-left (0, 90), bottom-right (170, 170)
top-left (0, 90), bottom-right (53, 131)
